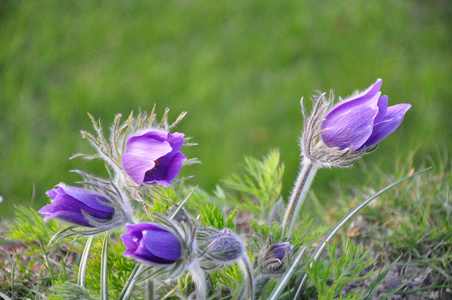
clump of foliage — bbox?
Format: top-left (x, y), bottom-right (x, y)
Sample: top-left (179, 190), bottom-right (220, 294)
top-left (1, 83), bottom-right (450, 299)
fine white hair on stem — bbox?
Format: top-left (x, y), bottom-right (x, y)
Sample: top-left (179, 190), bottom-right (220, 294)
top-left (188, 260), bottom-right (207, 300)
top-left (238, 255), bottom-right (254, 300)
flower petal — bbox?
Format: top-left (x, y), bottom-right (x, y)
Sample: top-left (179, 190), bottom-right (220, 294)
top-left (346, 79), bottom-right (382, 102)
top-left (142, 229), bottom-right (181, 261)
top-left (144, 151), bottom-right (186, 186)
top-left (41, 209), bottom-right (92, 227)
top-left (121, 231), bottom-right (142, 253)
top-left (58, 184), bottom-right (114, 214)
top-left (122, 153), bottom-right (156, 185)
top-left (321, 92), bottom-right (380, 151)
top-left (359, 103), bottom-right (411, 149)
top-left (125, 132), bottom-right (172, 160)
top-left (374, 95), bottom-right (388, 124)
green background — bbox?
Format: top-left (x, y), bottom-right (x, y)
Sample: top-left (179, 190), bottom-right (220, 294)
top-left (1, 0), bottom-right (451, 218)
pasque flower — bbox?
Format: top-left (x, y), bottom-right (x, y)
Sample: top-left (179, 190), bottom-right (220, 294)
top-left (122, 131), bottom-right (187, 186)
top-left (321, 79), bottom-right (411, 151)
top-left (39, 184), bottom-right (115, 227)
top-left (121, 223), bottom-right (182, 264)
top-left (260, 242), bottom-right (292, 275)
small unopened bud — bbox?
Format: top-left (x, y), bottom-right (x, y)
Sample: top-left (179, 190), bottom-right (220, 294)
top-left (202, 229), bottom-right (245, 263)
top-left (260, 242), bottom-right (292, 275)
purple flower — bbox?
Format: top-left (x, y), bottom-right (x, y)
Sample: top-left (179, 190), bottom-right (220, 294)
top-left (121, 131), bottom-right (187, 186)
top-left (321, 79), bottom-right (411, 151)
top-left (39, 184), bottom-right (115, 227)
top-left (121, 223), bottom-right (182, 265)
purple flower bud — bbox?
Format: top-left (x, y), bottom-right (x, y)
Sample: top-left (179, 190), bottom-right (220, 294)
top-left (202, 229), bottom-right (245, 263)
top-left (121, 223), bottom-right (182, 265)
top-left (321, 79), bottom-right (411, 151)
top-left (260, 242), bottom-right (292, 275)
top-left (39, 184), bottom-right (115, 227)
top-left (121, 131), bottom-right (187, 186)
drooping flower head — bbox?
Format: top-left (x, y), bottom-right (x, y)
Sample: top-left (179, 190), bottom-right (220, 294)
top-left (321, 79), bottom-right (411, 151)
top-left (122, 131), bottom-right (187, 186)
top-left (121, 223), bottom-right (182, 265)
top-left (39, 184), bottom-right (115, 227)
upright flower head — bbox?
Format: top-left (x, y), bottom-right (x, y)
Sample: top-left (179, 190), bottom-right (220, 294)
top-left (300, 79), bottom-right (411, 167)
top-left (39, 184), bottom-right (115, 227)
top-left (122, 131), bottom-right (187, 186)
top-left (121, 223), bottom-right (182, 265)
top-left (321, 79), bottom-right (411, 151)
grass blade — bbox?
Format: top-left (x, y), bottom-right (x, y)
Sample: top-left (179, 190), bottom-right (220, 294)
top-left (0, 292), bottom-right (12, 300)
top-left (170, 185), bottom-right (198, 220)
top-left (78, 235), bottom-right (94, 288)
top-left (291, 168), bottom-right (430, 299)
top-left (119, 264), bottom-right (143, 300)
top-left (268, 247), bottom-right (306, 300)
top-left (363, 255), bottom-right (402, 300)
top-left (101, 233), bottom-right (110, 300)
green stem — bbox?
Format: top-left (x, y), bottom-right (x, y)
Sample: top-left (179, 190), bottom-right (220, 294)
top-left (119, 264), bottom-right (144, 300)
top-left (282, 159), bottom-right (318, 235)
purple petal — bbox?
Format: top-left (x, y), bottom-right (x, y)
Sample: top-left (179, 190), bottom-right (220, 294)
top-left (321, 92), bottom-right (380, 151)
top-left (40, 184), bottom-right (115, 227)
top-left (374, 95), bottom-right (388, 124)
top-left (125, 132), bottom-right (172, 160)
top-left (347, 79), bottom-right (382, 103)
top-left (121, 231), bottom-right (142, 253)
top-left (121, 223), bottom-right (181, 264)
top-left (46, 189), bottom-right (57, 199)
top-left (166, 132), bottom-right (185, 153)
top-left (122, 153), bottom-right (156, 185)
top-left (41, 209), bottom-right (92, 227)
top-left (143, 151), bottom-right (186, 186)
top-left (58, 185), bottom-right (114, 214)
top-left (165, 151), bottom-right (187, 182)
top-left (360, 103), bottom-right (411, 149)
top-left (125, 222), bottom-right (169, 233)
top-left (122, 131), bottom-right (176, 185)
top-left (142, 229), bottom-right (182, 261)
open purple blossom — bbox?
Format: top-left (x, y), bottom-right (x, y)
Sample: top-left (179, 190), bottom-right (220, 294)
top-left (321, 79), bottom-right (411, 151)
top-left (39, 184), bottom-right (115, 227)
top-left (121, 223), bottom-right (182, 265)
top-left (121, 131), bottom-right (186, 186)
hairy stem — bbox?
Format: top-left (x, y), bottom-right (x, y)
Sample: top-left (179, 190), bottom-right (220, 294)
top-left (189, 262), bottom-right (207, 300)
top-left (282, 159), bottom-right (318, 235)
top-left (239, 255), bottom-right (254, 300)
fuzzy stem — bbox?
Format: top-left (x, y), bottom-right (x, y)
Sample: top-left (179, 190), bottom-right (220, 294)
top-left (145, 280), bottom-right (154, 300)
top-left (282, 159), bottom-right (318, 235)
top-left (239, 255), bottom-right (254, 300)
top-left (189, 262), bottom-right (207, 300)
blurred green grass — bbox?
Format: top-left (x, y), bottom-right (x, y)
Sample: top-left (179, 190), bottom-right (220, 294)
top-left (0, 0), bottom-right (451, 218)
